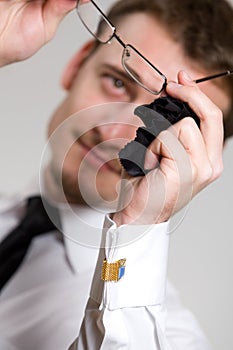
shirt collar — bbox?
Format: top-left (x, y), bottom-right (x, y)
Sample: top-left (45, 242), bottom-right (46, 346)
top-left (1, 175), bottom-right (107, 274)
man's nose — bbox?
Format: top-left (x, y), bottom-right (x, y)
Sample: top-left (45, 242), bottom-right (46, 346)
top-left (96, 103), bottom-right (143, 142)
top-left (98, 122), bottom-right (139, 142)
top-left (95, 89), bottom-right (166, 142)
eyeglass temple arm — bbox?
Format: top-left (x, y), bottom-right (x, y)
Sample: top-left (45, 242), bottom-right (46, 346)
top-left (195, 70), bottom-right (233, 84)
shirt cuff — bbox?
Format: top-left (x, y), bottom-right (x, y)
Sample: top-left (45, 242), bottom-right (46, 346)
top-left (91, 216), bottom-right (170, 310)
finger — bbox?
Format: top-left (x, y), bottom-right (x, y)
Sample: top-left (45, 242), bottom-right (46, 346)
top-left (43, 0), bottom-right (77, 39)
top-left (166, 71), bottom-right (224, 178)
top-left (144, 127), bottom-right (193, 216)
top-left (145, 126), bottom-right (189, 178)
top-left (171, 117), bottom-right (215, 193)
top-left (145, 117), bottom-right (214, 201)
top-left (144, 148), bottom-right (160, 170)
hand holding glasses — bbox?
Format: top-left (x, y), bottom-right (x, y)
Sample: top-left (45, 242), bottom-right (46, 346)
top-left (76, 0), bottom-right (233, 176)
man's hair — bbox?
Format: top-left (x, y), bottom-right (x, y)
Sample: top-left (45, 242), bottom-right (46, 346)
top-left (97, 0), bottom-right (233, 140)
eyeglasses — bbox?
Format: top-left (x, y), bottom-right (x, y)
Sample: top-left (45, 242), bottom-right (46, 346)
top-left (76, 0), bottom-right (233, 95)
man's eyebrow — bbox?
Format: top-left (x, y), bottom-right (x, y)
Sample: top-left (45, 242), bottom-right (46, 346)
top-left (101, 63), bottom-right (140, 83)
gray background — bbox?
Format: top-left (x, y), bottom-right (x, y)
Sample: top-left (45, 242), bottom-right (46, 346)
top-left (0, 4), bottom-right (232, 349)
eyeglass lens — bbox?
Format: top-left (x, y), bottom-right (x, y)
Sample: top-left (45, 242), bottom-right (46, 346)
top-left (122, 45), bottom-right (166, 94)
top-left (77, 0), bottom-right (115, 43)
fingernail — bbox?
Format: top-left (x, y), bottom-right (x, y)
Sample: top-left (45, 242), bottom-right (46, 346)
top-left (144, 149), bottom-right (159, 170)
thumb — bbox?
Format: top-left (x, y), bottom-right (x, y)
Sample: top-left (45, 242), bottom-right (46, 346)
top-left (43, 0), bottom-right (77, 39)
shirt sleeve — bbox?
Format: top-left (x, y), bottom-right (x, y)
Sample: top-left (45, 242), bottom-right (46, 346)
top-left (75, 217), bottom-right (171, 350)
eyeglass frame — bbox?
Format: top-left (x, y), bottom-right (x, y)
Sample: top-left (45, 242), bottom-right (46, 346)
top-left (76, 0), bottom-right (233, 95)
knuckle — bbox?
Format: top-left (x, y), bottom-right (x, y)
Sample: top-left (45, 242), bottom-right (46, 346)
top-left (211, 161), bottom-right (224, 181)
top-left (158, 129), bottom-right (170, 139)
top-left (180, 116), bottom-right (197, 130)
top-left (173, 117), bottom-right (199, 138)
top-left (212, 106), bottom-right (223, 122)
top-left (199, 164), bottom-right (213, 184)
top-left (199, 161), bottom-right (224, 185)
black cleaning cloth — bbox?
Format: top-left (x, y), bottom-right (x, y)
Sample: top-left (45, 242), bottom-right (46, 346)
top-left (119, 96), bottom-right (199, 177)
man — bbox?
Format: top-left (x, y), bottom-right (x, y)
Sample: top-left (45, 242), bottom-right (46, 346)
top-left (0, 0), bottom-right (232, 349)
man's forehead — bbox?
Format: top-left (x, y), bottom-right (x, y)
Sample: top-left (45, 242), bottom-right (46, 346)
top-left (94, 12), bottom-right (185, 72)
top-left (116, 13), bottom-right (153, 39)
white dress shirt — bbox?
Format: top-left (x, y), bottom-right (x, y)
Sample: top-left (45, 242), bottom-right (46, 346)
top-left (0, 182), bottom-right (212, 350)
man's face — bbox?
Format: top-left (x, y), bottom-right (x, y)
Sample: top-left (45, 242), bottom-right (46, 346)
top-left (46, 13), bottom-right (230, 207)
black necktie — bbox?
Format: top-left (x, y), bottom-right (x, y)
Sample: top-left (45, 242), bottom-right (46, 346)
top-left (0, 196), bottom-right (61, 291)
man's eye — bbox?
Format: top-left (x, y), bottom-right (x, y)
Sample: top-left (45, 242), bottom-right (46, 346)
top-left (101, 74), bottom-right (129, 99)
top-left (100, 72), bottom-right (137, 102)
top-left (113, 78), bottom-right (125, 89)
top-left (105, 75), bottom-right (126, 91)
